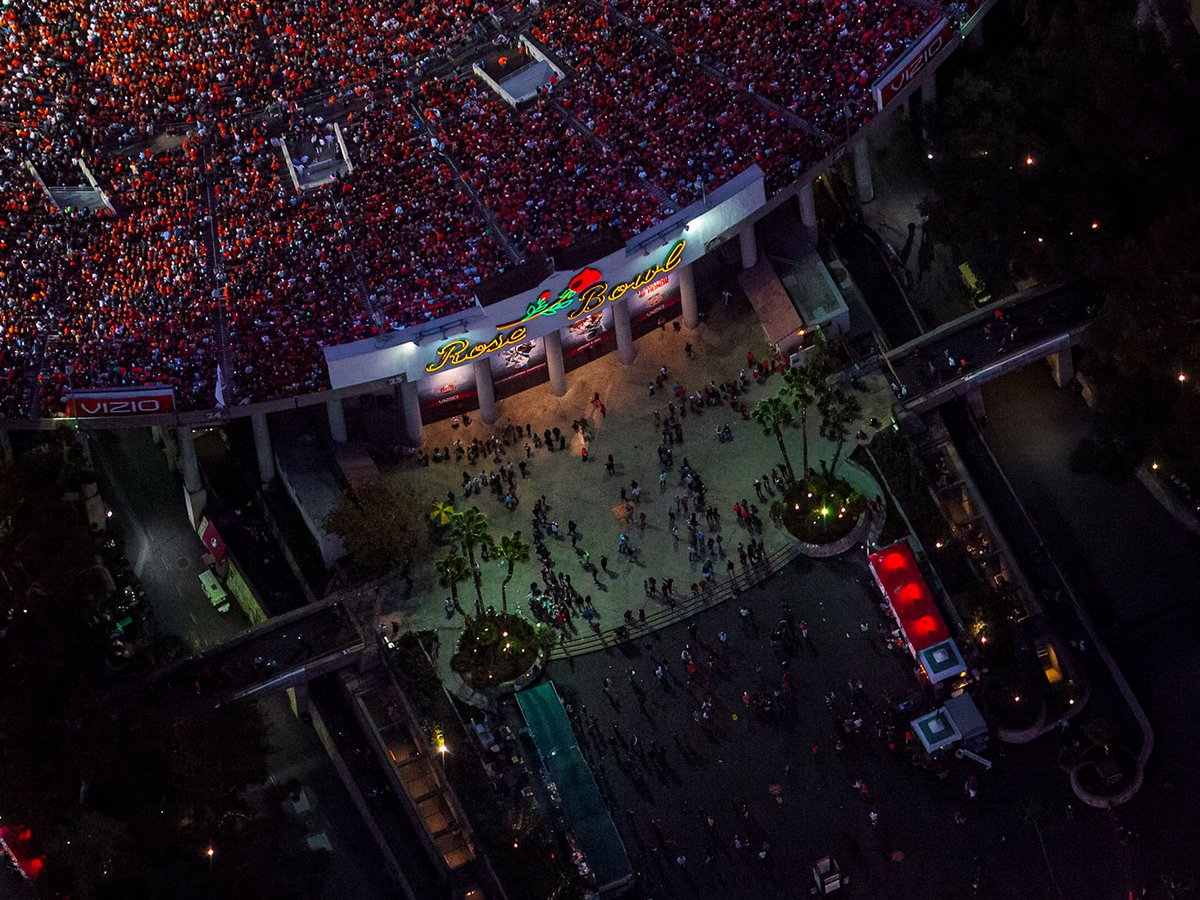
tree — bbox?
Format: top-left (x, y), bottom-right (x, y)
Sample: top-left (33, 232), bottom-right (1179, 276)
top-left (751, 397), bottom-right (798, 483)
top-left (447, 508), bottom-right (493, 616)
top-left (818, 388), bottom-right (861, 479)
top-left (325, 485), bottom-right (420, 577)
top-left (781, 352), bottom-right (831, 477)
top-left (493, 531), bottom-right (530, 615)
top-left (436, 554), bottom-right (472, 625)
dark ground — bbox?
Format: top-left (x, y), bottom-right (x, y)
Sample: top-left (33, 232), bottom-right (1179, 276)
top-left (981, 367), bottom-right (1200, 894)
top-left (543, 551), bottom-right (1131, 900)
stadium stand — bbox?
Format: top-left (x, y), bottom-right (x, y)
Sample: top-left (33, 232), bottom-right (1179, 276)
top-left (0, 0), bottom-right (960, 418)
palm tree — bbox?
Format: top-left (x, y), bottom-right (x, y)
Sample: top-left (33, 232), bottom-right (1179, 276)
top-left (493, 531), bottom-right (530, 614)
top-left (447, 508), bottom-right (493, 616)
top-left (781, 355), bottom-right (829, 478)
top-left (436, 553), bottom-right (473, 625)
top-left (751, 396), bottom-right (798, 483)
top-left (818, 387), bottom-right (862, 479)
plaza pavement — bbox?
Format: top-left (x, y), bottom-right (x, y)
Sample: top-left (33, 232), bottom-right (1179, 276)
top-left (361, 174), bottom-right (1134, 899)
top-left (376, 291), bottom-right (896, 655)
top-left (535, 553), bottom-right (1130, 900)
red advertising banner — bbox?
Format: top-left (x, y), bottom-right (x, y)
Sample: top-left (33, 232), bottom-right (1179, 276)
top-left (197, 516), bottom-right (227, 564)
top-left (64, 387), bottom-right (176, 418)
top-left (872, 18), bottom-right (957, 111)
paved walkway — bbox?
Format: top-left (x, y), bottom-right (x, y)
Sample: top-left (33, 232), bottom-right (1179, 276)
top-left (377, 288), bottom-right (890, 654)
top-left (541, 553), bottom-right (1128, 900)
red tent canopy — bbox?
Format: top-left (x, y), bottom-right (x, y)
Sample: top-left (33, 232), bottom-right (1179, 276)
top-left (868, 541), bottom-right (950, 653)
top-left (0, 824), bottom-right (45, 880)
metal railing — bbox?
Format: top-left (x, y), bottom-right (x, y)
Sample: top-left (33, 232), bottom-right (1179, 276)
top-left (549, 538), bottom-right (804, 659)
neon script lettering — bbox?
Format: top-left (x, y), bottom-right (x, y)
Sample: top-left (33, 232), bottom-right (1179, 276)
top-left (568, 238), bottom-right (687, 319)
top-left (429, 239), bottom-right (687, 372)
top-left (498, 267), bottom-right (603, 331)
top-left (426, 327), bottom-right (528, 373)
top-left (500, 240), bottom-right (686, 329)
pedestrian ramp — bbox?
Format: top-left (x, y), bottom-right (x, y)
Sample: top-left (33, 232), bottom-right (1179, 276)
top-left (516, 682), bottom-right (634, 894)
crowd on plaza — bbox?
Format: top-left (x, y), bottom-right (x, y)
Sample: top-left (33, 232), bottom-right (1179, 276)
top-left (416, 340), bottom-right (802, 652)
top-left (560, 591), bottom-right (982, 889)
top-left (1, 0), bottom-right (951, 417)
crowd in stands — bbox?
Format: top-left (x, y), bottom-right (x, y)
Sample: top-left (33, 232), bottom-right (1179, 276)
top-left (0, 0), bottom-right (958, 417)
top-left (420, 74), bottom-right (666, 255)
top-left (261, 0), bottom-right (496, 97)
top-left (614, 0), bottom-right (942, 132)
top-left (0, 149), bottom-right (217, 416)
top-left (1, 1), bottom-right (269, 156)
top-left (532, 1), bottom-right (828, 200)
top-left (214, 104), bottom-right (506, 404)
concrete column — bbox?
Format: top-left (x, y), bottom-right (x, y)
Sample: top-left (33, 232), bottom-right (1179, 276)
top-left (288, 683), bottom-right (311, 718)
top-left (739, 225), bottom-right (758, 269)
top-left (921, 75), bottom-right (937, 108)
top-left (0, 429), bottom-right (12, 464)
top-left (251, 411), bottom-right (275, 484)
top-left (326, 397), bottom-right (348, 443)
top-left (177, 425), bottom-right (203, 494)
top-left (612, 298), bottom-right (636, 365)
top-left (399, 379), bottom-right (424, 445)
top-left (1048, 342), bottom-right (1075, 387)
top-left (474, 357), bottom-right (497, 424)
top-left (853, 137), bottom-right (874, 204)
top-left (544, 328), bottom-right (567, 397)
top-left (966, 385), bottom-right (986, 422)
top-left (679, 263), bottom-right (699, 329)
top-left (177, 425), bottom-right (206, 525)
top-left (798, 181), bottom-right (818, 243)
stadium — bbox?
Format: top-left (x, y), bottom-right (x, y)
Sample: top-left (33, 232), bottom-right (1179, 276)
top-left (1, 0), bottom-right (988, 435)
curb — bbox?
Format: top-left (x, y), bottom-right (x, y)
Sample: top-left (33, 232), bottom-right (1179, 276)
top-left (1135, 467), bottom-right (1200, 539)
top-left (792, 509), bottom-right (872, 558)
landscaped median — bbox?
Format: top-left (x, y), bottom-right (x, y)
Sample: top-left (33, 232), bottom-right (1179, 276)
top-left (772, 472), bottom-right (869, 544)
top-left (450, 613), bottom-right (552, 693)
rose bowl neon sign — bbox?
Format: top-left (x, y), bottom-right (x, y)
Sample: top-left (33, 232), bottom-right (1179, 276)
top-left (427, 239), bottom-right (686, 373)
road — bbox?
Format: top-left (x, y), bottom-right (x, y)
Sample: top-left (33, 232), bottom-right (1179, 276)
top-left (88, 429), bottom-right (399, 899)
top-left (89, 428), bottom-right (245, 649)
top-left (832, 220), bottom-right (924, 346)
top-left (254, 693), bottom-right (399, 900)
top-left (544, 552), bottom-right (1128, 899)
top-left (977, 367), bottom-right (1200, 891)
